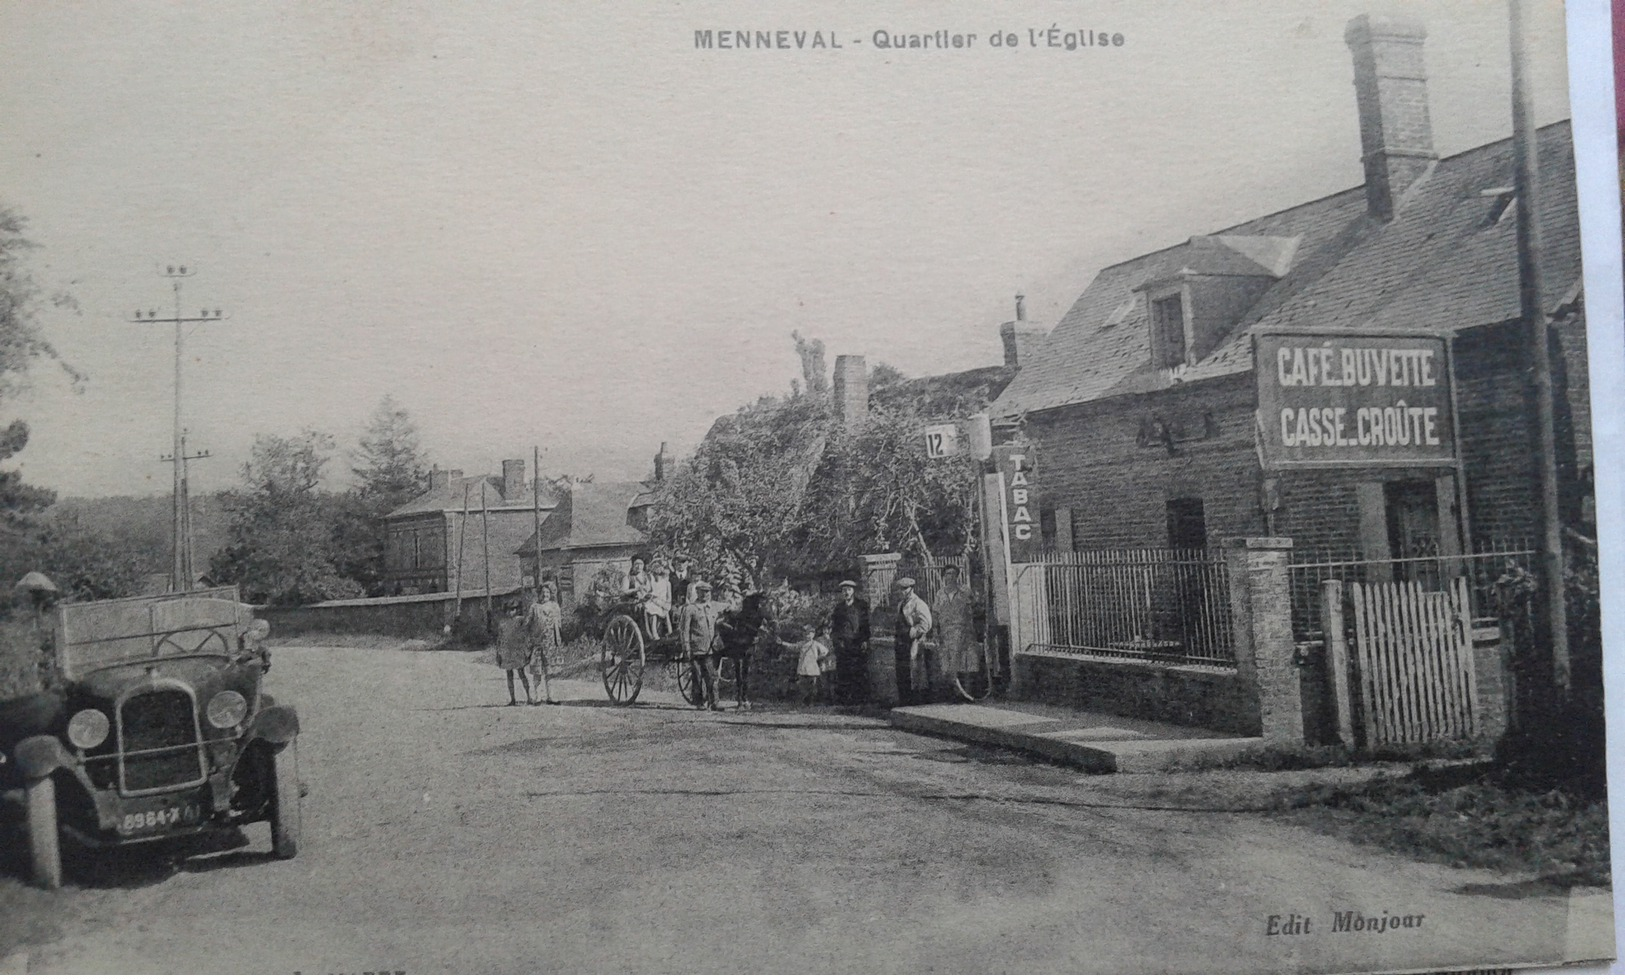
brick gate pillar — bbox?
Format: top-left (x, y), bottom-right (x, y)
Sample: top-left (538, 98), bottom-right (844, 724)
top-left (1222, 537), bottom-right (1303, 745)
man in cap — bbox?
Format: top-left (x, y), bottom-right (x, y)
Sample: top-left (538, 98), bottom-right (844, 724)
top-left (827, 579), bottom-right (871, 705)
top-left (678, 580), bottom-right (723, 711)
top-left (670, 555), bottom-right (696, 609)
top-left (892, 577), bottom-right (933, 706)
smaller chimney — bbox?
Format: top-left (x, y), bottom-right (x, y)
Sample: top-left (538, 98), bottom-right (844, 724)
top-left (501, 459), bottom-right (525, 499)
top-left (1346, 15), bottom-right (1436, 221)
top-left (653, 442), bottom-right (674, 482)
top-left (999, 294), bottom-right (1046, 367)
top-left (833, 355), bottom-right (869, 426)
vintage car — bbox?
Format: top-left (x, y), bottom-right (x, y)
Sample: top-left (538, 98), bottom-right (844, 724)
top-left (0, 587), bottom-right (301, 888)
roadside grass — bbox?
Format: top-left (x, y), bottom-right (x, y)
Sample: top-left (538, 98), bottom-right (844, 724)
top-left (1125, 753), bottom-right (1609, 886)
top-left (1274, 765), bottom-right (1611, 885)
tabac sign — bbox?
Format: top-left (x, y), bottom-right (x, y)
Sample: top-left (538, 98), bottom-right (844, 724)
top-left (1253, 327), bottom-right (1457, 469)
top-left (992, 444), bottom-right (1039, 563)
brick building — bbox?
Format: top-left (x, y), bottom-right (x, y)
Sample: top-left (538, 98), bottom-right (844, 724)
top-left (381, 459), bottom-right (555, 596)
top-left (990, 16), bottom-right (1589, 568)
top-left (512, 444), bottom-right (672, 606)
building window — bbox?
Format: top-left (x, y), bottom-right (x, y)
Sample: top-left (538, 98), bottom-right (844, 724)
top-left (1166, 497), bottom-right (1207, 552)
top-left (1151, 294), bottom-right (1187, 368)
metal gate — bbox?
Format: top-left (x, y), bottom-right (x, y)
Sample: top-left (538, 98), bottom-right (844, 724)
top-left (1323, 577), bottom-right (1477, 748)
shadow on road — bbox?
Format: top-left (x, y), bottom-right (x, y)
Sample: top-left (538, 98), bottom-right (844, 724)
top-left (0, 825), bottom-right (272, 891)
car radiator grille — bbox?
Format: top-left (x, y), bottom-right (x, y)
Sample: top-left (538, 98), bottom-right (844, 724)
top-left (119, 689), bottom-right (204, 791)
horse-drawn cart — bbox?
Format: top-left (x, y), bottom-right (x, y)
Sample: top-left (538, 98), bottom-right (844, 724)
top-left (596, 596), bottom-right (762, 707)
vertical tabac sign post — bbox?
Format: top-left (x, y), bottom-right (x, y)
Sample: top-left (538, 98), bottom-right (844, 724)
top-left (967, 414), bottom-right (1008, 680)
top-left (128, 265), bottom-right (225, 593)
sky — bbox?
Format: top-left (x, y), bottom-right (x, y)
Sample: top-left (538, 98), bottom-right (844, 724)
top-left (0, 0), bottom-right (1589, 498)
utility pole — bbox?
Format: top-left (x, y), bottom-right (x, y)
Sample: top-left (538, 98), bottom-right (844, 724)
top-left (129, 264), bottom-right (225, 593)
top-left (1508, 0), bottom-right (1569, 700)
top-left (160, 431), bottom-right (211, 589)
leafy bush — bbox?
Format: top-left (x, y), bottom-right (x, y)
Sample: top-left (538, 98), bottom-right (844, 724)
top-left (1284, 769), bottom-right (1610, 884)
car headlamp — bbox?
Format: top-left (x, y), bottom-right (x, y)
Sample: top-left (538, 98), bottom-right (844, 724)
top-left (66, 709), bottom-right (111, 750)
top-left (206, 690), bottom-right (249, 729)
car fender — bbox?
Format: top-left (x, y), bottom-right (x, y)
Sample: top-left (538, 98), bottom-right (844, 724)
top-left (246, 705), bottom-right (299, 745)
top-left (13, 735), bottom-right (72, 780)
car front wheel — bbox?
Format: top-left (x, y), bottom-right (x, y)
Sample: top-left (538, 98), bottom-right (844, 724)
top-left (269, 741), bottom-right (300, 859)
top-left (25, 776), bottom-right (61, 889)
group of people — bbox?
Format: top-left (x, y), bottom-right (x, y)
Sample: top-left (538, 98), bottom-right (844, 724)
top-left (493, 553), bottom-right (983, 709)
top-left (773, 564), bottom-right (982, 708)
top-left (492, 582), bottom-right (564, 706)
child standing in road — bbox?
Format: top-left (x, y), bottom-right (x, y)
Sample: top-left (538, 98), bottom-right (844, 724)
top-left (789, 623), bottom-right (829, 706)
top-left (493, 599), bottom-right (536, 706)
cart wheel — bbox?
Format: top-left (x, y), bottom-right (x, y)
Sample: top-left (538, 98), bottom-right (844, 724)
top-left (676, 658), bottom-right (706, 707)
top-left (601, 614), bottom-right (646, 705)
top-left (25, 775), bottom-right (61, 890)
top-left (269, 740), bottom-right (301, 859)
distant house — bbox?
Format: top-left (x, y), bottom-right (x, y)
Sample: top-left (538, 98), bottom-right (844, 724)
top-left (381, 458), bottom-right (555, 596)
top-left (514, 476), bottom-right (662, 608)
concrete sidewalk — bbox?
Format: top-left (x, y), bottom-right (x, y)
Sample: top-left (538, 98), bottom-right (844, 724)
top-left (888, 700), bottom-right (1263, 773)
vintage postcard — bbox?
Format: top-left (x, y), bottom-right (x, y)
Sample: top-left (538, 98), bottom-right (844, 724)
top-left (0, 0), bottom-right (1618, 973)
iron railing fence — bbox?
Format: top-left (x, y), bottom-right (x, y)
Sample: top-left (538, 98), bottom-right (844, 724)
top-left (1286, 538), bottom-right (1535, 640)
top-left (1020, 548), bottom-right (1235, 667)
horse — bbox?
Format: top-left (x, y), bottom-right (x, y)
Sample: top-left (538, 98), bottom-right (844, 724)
top-left (716, 591), bottom-right (773, 709)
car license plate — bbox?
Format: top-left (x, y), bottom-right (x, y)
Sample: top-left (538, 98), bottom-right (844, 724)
top-left (118, 803), bottom-right (202, 836)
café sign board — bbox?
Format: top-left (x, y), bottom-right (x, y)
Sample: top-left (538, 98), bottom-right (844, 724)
top-left (1253, 327), bottom-right (1457, 469)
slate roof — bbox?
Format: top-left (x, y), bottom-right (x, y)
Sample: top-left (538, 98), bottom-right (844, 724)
top-left (387, 473), bottom-right (557, 519)
top-left (513, 480), bottom-right (656, 557)
top-left (991, 121), bottom-right (1580, 419)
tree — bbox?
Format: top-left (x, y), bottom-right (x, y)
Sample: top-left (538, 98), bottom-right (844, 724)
top-left (0, 206), bottom-right (81, 538)
top-left (352, 395), bottom-right (429, 507)
top-left (338, 396), bottom-right (432, 593)
top-left (211, 430), bottom-right (363, 605)
top-left (647, 332), bottom-right (1000, 581)
top-left (792, 330), bottom-right (829, 396)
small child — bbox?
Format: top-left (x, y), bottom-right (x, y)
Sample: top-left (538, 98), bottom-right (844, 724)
top-left (788, 624), bottom-right (829, 707)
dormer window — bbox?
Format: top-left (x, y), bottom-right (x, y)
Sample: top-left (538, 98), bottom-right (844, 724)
top-left (1151, 291), bottom-right (1189, 368)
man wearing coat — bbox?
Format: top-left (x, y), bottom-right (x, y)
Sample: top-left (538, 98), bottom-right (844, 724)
top-left (827, 579), bottom-right (871, 705)
top-left (892, 577), bottom-right (933, 706)
top-left (679, 580), bottom-right (723, 711)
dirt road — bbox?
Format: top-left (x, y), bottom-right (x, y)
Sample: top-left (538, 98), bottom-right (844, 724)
top-left (10, 645), bottom-right (1599, 972)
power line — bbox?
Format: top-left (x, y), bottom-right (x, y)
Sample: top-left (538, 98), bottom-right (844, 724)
top-left (128, 264), bottom-right (227, 593)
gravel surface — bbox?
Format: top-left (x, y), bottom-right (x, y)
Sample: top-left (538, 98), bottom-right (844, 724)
top-left (5, 645), bottom-right (1604, 973)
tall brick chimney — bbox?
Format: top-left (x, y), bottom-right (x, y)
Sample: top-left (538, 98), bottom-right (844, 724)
top-left (429, 466), bottom-right (450, 493)
top-left (653, 442), bottom-right (674, 482)
top-left (1346, 14), bottom-right (1436, 221)
top-left (501, 459), bottom-right (525, 499)
top-left (833, 354), bottom-right (868, 426)
top-left (998, 293), bottom-right (1046, 367)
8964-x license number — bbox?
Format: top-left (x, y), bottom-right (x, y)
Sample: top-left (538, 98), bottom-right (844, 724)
top-left (119, 803), bottom-right (202, 835)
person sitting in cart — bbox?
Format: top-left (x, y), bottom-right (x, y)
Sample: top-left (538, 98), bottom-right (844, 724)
top-left (644, 556), bottom-right (674, 638)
